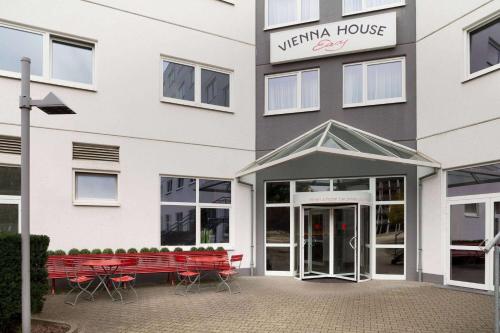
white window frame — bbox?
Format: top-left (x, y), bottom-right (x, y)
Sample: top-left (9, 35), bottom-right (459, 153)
top-left (160, 56), bottom-right (233, 114)
top-left (264, 0), bottom-right (320, 30)
top-left (73, 170), bottom-right (120, 207)
top-left (342, 0), bottom-right (405, 16)
top-left (463, 13), bottom-right (500, 82)
top-left (343, 57), bottom-right (406, 108)
top-left (0, 21), bottom-right (97, 91)
top-left (264, 68), bottom-right (320, 116)
top-left (160, 176), bottom-right (233, 249)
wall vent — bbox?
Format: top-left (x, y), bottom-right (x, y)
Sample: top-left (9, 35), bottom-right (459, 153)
top-left (73, 142), bottom-right (119, 162)
top-left (0, 135), bottom-right (21, 155)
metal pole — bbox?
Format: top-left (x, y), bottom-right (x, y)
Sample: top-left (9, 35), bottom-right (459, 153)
top-left (20, 57), bottom-right (31, 333)
top-left (495, 247), bottom-right (499, 333)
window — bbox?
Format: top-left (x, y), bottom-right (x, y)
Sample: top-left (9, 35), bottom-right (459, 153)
top-left (468, 16), bottom-right (500, 77)
top-left (343, 0), bottom-right (404, 16)
top-left (266, 0), bottom-right (319, 29)
top-left (160, 177), bottom-right (232, 246)
top-left (161, 58), bottom-right (232, 112)
top-left (344, 58), bottom-right (405, 107)
top-left (0, 26), bottom-right (42, 75)
top-left (0, 23), bottom-right (95, 88)
top-left (74, 172), bottom-right (118, 205)
top-left (0, 166), bottom-right (21, 196)
top-left (265, 69), bottom-right (320, 115)
top-left (447, 162), bottom-right (500, 197)
top-left (52, 39), bottom-right (94, 84)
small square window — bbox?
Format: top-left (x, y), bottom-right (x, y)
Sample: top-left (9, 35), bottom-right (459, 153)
top-left (162, 61), bottom-right (195, 102)
top-left (74, 172), bottom-right (118, 203)
top-left (267, 0), bottom-right (319, 28)
top-left (469, 17), bottom-right (500, 75)
top-left (52, 39), bottom-right (93, 84)
top-left (201, 69), bottom-right (230, 107)
top-left (161, 177), bottom-right (195, 203)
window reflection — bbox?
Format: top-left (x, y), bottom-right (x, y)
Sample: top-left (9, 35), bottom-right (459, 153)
top-left (333, 178), bottom-right (369, 191)
top-left (296, 179), bottom-right (329, 192)
top-left (450, 250), bottom-right (485, 284)
top-left (161, 205), bottom-right (196, 246)
top-left (448, 162), bottom-right (500, 197)
top-left (200, 208), bottom-right (229, 243)
top-left (376, 177), bottom-right (404, 201)
top-left (266, 182), bottom-right (290, 203)
top-left (199, 179), bottom-right (231, 204)
top-left (266, 207), bottom-right (290, 243)
top-left (0, 165), bottom-right (21, 196)
top-left (450, 203), bottom-right (485, 246)
top-left (266, 247), bottom-right (290, 271)
top-left (469, 17), bottom-right (500, 74)
top-left (376, 205), bottom-right (404, 244)
top-left (0, 204), bottom-right (18, 233)
top-left (161, 177), bottom-right (196, 203)
top-left (376, 248), bottom-right (404, 275)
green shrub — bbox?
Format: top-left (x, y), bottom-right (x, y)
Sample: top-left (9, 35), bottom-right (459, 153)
top-left (206, 246), bottom-right (215, 251)
top-left (91, 249), bottom-right (102, 255)
top-left (140, 247), bottom-right (150, 253)
top-left (160, 247), bottom-right (170, 252)
top-left (68, 248), bottom-right (80, 255)
top-left (102, 248), bottom-right (113, 255)
top-left (216, 246), bottom-right (224, 251)
top-left (127, 248), bottom-right (138, 254)
top-left (54, 250), bottom-right (66, 256)
top-left (115, 248), bottom-right (126, 254)
top-left (174, 247), bottom-right (183, 252)
top-left (190, 246), bottom-right (197, 251)
top-left (149, 247), bottom-right (159, 253)
top-left (197, 247), bottom-right (206, 252)
top-left (0, 234), bottom-right (50, 332)
top-left (46, 250), bottom-right (55, 256)
top-left (80, 249), bottom-right (90, 255)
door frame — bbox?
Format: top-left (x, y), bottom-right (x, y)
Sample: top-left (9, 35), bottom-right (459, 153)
top-left (332, 205), bottom-right (358, 282)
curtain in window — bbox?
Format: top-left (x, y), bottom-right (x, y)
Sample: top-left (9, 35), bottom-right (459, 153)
top-left (301, 70), bottom-right (319, 108)
top-left (366, 0), bottom-right (400, 8)
top-left (367, 61), bottom-right (402, 101)
top-left (301, 0), bottom-right (319, 21)
top-left (343, 64), bottom-right (363, 104)
top-left (268, 75), bottom-right (297, 111)
top-left (268, 0), bottom-right (297, 26)
top-left (343, 0), bottom-right (362, 13)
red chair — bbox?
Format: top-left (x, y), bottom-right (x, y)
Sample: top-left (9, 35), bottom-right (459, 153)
top-left (217, 254), bottom-right (243, 294)
top-left (63, 258), bottom-right (95, 306)
top-left (174, 255), bottom-right (200, 295)
top-left (110, 258), bottom-right (139, 304)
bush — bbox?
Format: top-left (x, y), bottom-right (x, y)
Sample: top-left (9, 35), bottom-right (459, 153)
top-left (127, 248), bottom-right (138, 254)
top-left (160, 247), bottom-right (170, 252)
top-left (68, 248), bottom-right (80, 255)
top-left (54, 250), bottom-right (66, 256)
top-left (46, 250), bottom-right (55, 256)
top-left (140, 247), bottom-right (150, 253)
top-left (149, 247), bottom-right (159, 253)
top-left (206, 246), bottom-right (215, 251)
top-left (115, 248), bottom-right (126, 254)
top-left (80, 249), bottom-right (90, 255)
top-left (174, 247), bottom-right (183, 252)
top-left (0, 234), bottom-right (50, 332)
top-left (197, 247), bottom-right (206, 251)
top-left (216, 246), bottom-right (224, 251)
top-left (190, 246), bottom-right (197, 252)
top-left (102, 248), bottom-right (113, 255)
top-left (91, 249), bottom-right (102, 255)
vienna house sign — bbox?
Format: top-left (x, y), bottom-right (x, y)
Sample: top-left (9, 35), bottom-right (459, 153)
top-left (270, 12), bottom-right (397, 64)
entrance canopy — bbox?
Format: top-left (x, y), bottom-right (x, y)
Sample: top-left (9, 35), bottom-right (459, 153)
top-left (237, 120), bottom-right (440, 177)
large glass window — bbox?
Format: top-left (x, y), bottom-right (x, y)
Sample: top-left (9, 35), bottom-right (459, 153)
top-left (447, 162), bottom-right (500, 197)
top-left (201, 69), bottom-right (230, 107)
top-left (162, 61), bottom-right (195, 102)
top-left (343, 0), bottom-right (404, 15)
top-left (160, 177), bottom-right (232, 246)
top-left (266, 207), bottom-right (290, 243)
top-left (51, 40), bottom-right (93, 84)
top-left (343, 58), bottom-right (405, 107)
top-left (267, 0), bottom-right (319, 28)
top-left (266, 69), bottom-right (319, 115)
top-left (74, 172), bottom-right (118, 203)
top-left (469, 17), bottom-right (500, 75)
top-left (0, 26), bottom-right (43, 75)
top-left (266, 247), bottom-right (291, 271)
top-left (0, 166), bottom-right (20, 196)
top-left (376, 205), bottom-right (404, 244)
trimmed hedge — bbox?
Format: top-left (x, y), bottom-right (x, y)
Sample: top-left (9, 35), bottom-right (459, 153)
top-left (0, 234), bottom-right (50, 332)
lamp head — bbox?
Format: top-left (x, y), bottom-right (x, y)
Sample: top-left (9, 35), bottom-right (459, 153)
top-left (33, 92), bottom-right (75, 115)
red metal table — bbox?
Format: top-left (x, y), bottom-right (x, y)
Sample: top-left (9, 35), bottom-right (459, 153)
top-left (188, 256), bottom-right (228, 287)
top-left (82, 259), bottom-right (125, 300)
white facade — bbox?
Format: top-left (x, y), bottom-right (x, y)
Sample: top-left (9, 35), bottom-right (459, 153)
top-left (417, 0), bottom-right (500, 289)
top-left (0, 0), bottom-right (255, 268)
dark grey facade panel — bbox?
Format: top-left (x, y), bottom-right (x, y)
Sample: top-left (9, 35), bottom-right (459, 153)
top-left (255, 0), bottom-right (417, 158)
top-left (255, 153), bottom-right (418, 281)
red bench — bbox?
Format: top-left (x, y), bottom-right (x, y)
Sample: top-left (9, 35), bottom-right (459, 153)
top-left (47, 251), bottom-right (228, 294)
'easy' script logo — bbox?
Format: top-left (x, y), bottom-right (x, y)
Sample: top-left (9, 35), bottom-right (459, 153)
top-left (312, 39), bottom-right (349, 52)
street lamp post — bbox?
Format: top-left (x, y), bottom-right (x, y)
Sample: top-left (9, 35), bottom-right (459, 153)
top-left (19, 57), bottom-right (75, 333)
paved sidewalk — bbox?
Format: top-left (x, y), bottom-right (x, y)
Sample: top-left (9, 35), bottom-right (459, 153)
top-left (37, 277), bottom-right (493, 333)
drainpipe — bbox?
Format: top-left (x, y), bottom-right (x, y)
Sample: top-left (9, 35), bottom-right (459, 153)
top-left (238, 178), bottom-right (255, 276)
top-left (418, 168), bottom-right (437, 282)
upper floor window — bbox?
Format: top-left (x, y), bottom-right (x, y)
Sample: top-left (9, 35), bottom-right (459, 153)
top-left (0, 23), bottom-right (95, 89)
top-left (468, 16), bottom-right (500, 78)
top-left (343, 0), bottom-right (404, 16)
top-left (162, 58), bottom-right (231, 112)
top-left (265, 69), bottom-right (319, 116)
top-left (343, 57), bottom-right (405, 108)
top-left (74, 171), bottom-right (119, 206)
top-left (266, 0), bottom-right (319, 29)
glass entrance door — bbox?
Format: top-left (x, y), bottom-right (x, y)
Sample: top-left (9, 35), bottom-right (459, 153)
top-left (333, 206), bottom-right (357, 281)
top-left (302, 207), bottom-right (330, 278)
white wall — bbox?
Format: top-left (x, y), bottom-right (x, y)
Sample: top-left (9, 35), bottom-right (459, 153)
top-left (0, 0), bottom-right (256, 268)
top-left (417, 0), bottom-right (500, 280)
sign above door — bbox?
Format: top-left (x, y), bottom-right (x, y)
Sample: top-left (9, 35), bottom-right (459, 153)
top-left (270, 12), bottom-right (397, 64)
